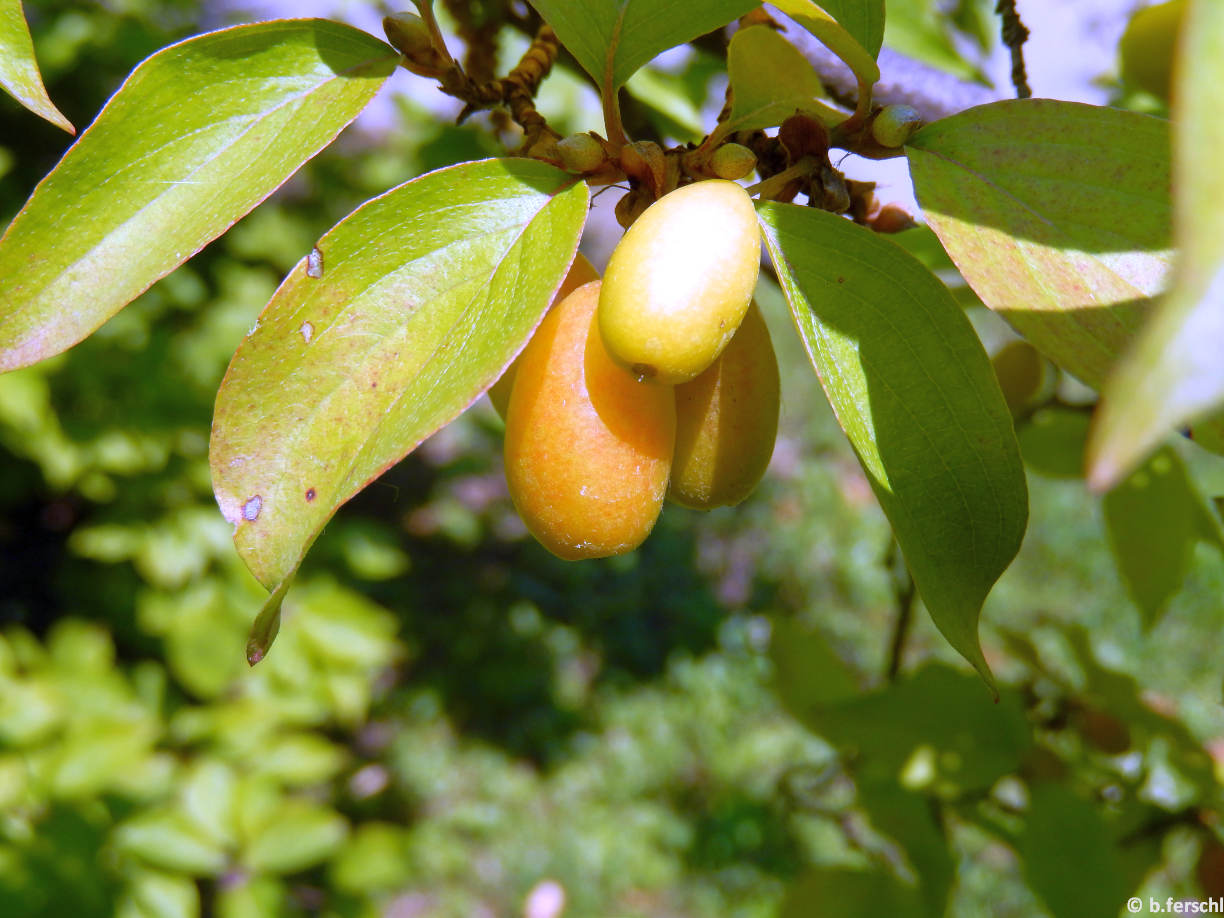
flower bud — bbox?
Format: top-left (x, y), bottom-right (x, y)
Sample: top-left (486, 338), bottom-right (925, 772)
top-left (556, 133), bottom-right (606, 173)
top-left (871, 104), bottom-right (923, 148)
top-left (383, 13), bottom-right (449, 78)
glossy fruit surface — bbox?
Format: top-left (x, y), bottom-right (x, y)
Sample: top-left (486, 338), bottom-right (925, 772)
top-left (488, 252), bottom-right (598, 420)
top-left (599, 179), bottom-right (760, 384)
top-left (670, 301), bottom-right (779, 509)
top-left (503, 282), bottom-right (675, 560)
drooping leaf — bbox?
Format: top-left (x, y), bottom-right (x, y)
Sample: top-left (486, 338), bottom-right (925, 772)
top-left (758, 202), bottom-right (1027, 686)
top-left (210, 159), bottom-right (588, 632)
top-left (1102, 446), bottom-right (1224, 627)
top-left (795, 664), bottom-right (1031, 792)
top-left (0, 20), bottom-right (398, 371)
top-left (906, 100), bottom-right (1173, 393)
top-left (770, 0), bottom-right (881, 92)
top-left (719, 25), bottom-right (841, 138)
top-left (527, 0), bottom-right (757, 91)
top-left (1088, 0), bottom-right (1224, 490)
top-left (0, 0), bottom-right (73, 133)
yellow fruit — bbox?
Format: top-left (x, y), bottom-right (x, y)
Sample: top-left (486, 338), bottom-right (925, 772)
top-left (670, 301), bottom-right (779, 509)
top-left (504, 281), bottom-right (675, 560)
top-left (1119, 0), bottom-right (1185, 100)
top-left (488, 253), bottom-right (599, 420)
top-left (598, 180), bottom-right (761, 384)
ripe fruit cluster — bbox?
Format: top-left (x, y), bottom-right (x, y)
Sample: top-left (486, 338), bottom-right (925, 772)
top-left (497, 180), bottom-right (780, 560)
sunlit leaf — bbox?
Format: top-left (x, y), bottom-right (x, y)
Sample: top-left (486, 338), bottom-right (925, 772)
top-left (527, 0), bottom-right (757, 90)
top-left (884, 0), bottom-right (988, 81)
top-left (759, 202), bottom-right (1027, 686)
top-left (907, 100), bottom-right (1172, 393)
top-left (1088, 0), bottom-right (1224, 490)
top-left (0, 20), bottom-right (397, 371)
top-left (241, 800), bottom-right (347, 874)
top-left (210, 159), bottom-right (588, 652)
top-left (806, 0), bottom-right (885, 58)
top-left (770, 0), bottom-right (881, 92)
top-left (0, 0), bottom-right (73, 133)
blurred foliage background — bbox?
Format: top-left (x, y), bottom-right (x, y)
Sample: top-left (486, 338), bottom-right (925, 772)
top-left (3, 2), bottom-right (1224, 917)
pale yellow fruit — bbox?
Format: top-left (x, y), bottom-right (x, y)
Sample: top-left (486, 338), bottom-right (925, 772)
top-left (598, 179), bottom-right (761, 384)
top-left (488, 252), bottom-right (599, 420)
top-left (670, 301), bottom-right (779, 509)
top-left (503, 282), bottom-right (675, 560)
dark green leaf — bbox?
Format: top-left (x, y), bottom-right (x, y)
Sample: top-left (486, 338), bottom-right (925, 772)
top-left (527, 0), bottom-right (757, 90)
top-left (0, 20), bottom-right (397, 371)
top-left (797, 664), bottom-right (1032, 793)
top-left (210, 159), bottom-right (588, 610)
top-left (0, 0), bottom-right (73, 133)
top-left (1089, 1), bottom-right (1224, 489)
top-left (1020, 784), bottom-right (1130, 918)
top-left (769, 617), bottom-right (860, 717)
top-left (758, 202), bottom-right (1027, 685)
top-left (907, 100), bottom-right (1172, 393)
top-left (858, 783), bottom-right (954, 916)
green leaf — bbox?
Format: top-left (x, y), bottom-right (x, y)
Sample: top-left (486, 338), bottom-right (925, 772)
top-left (209, 159), bottom-right (588, 604)
top-left (0, 20), bottom-right (397, 371)
top-left (720, 26), bottom-right (840, 137)
top-left (907, 100), bottom-right (1173, 393)
top-left (1020, 784), bottom-right (1130, 918)
top-left (0, 0), bottom-right (73, 133)
top-left (770, 0), bottom-right (881, 90)
top-left (769, 617), bottom-right (860, 716)
top-left (241, 801), bottom-right (347, 874)
top-left (1103, 446), bottom-right (1223, 627)
top-left (796, 664), bottom-right (1031, 793)
top-left (758, 202), bottom-right (1027, 685)
top-left (857, 783), bottom-right (954, 917)
top-left (118, 870), bottom-right (200, 918)
top-left (527, 0), bottom-right (757, 90)
top-left (116, 809), bottom-right (229, 876)
top-left (1088, 0), bottom-right (1224, 490)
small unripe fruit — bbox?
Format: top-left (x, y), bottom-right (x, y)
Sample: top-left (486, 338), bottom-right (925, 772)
top-left (556, 133), bottom-right (606, 173)
top-left (488, 253), bottom-right (598, 420)
top-left (670, 301), bottom-right (779, 509)
top-left (991, 340), bottom-right (1045, 417)
top-left (709, 143), bottom-right (758, 181)
top-left (870, 104), bottom-right (923, 148)
top-left (504, 282), bottom-right (675, 560)
top-left (599, 180), bottom-right (761, 384)
top-left (1119, 0), bottom-right (1184, 100)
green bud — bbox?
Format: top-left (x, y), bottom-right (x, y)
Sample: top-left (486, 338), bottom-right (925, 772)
top-left (708, 143), bottom-right (757, 181)
top-left (871, 104), bottom-right (923, 148)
